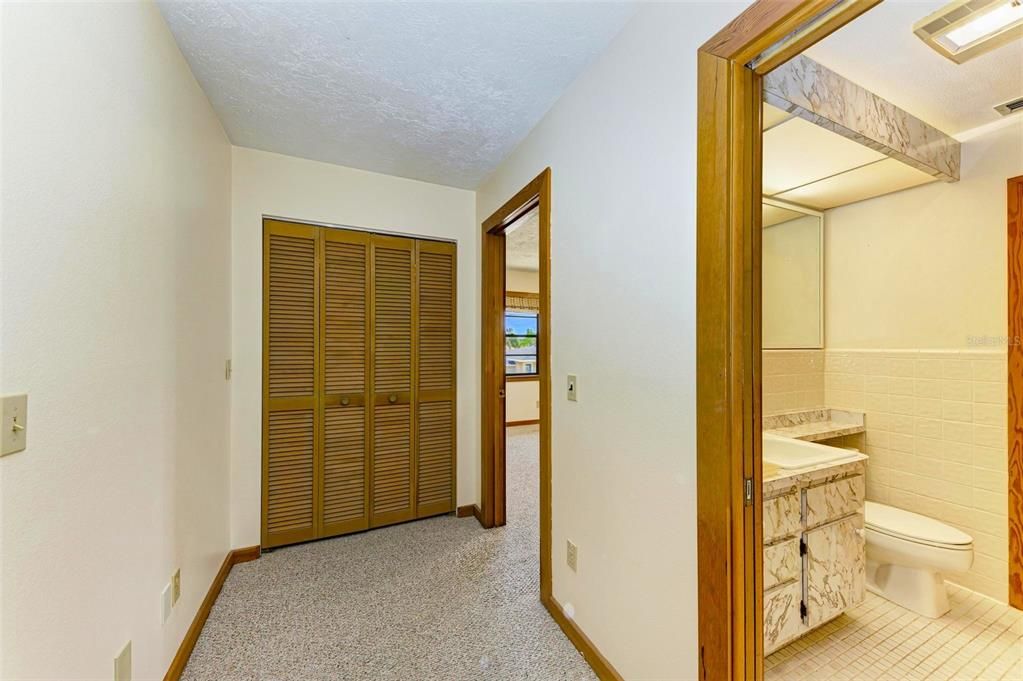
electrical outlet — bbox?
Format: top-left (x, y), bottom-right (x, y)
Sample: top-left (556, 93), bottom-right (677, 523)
top-left (566, 374), bottom-right (578, 402)
top-left (161, 583), bottom-right (172, 624)
top-left (114, 641), bottom-right (132, 681)
top-left (172, 569), bottom-right (181, 606)
top-left (566, 540), bottom-right (578, 572)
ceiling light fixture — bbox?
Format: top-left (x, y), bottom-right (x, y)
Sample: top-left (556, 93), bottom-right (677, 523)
top-left (914, 0), bottom-right (1023, 63)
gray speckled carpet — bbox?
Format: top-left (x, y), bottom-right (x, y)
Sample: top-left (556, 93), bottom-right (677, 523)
top-left (182, 425), bottom-right (595, 680)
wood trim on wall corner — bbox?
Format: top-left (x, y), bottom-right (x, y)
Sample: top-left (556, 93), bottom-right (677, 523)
top-left (1008, 174), bottom-right (1023, 611)
top-left (542, 594), bottom-right (623, 681)
top-left (164, 546), bottom-right (261, 681)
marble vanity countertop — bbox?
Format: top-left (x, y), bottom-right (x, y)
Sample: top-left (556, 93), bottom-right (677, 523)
top-left (763, 408), bottom-right (865, 443)
top-left (763, 453), bottom-right (868, 496)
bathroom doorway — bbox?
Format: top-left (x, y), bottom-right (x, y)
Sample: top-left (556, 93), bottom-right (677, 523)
top-left (697, 2), bottom-right (1023, 680)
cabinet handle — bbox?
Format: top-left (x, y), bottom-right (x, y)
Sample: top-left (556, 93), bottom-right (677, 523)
top-left (388, 394), bottom-right (398, 404)
top-left (341, 397), bottom-right (350, 406)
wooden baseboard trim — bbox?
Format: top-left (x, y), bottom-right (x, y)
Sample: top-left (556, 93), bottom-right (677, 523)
top-left (456, 504), bottom-right (476, 518)
top-left (542, 594), bottom-right (622, 681)
top-left (506, 418), bottom-right (540, 427)
top-left (164, 546), bottom-right (261, 681)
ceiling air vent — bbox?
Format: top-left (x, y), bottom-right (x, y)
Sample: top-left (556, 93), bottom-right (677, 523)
top-left (994, 96), bottom-right (1023, 116)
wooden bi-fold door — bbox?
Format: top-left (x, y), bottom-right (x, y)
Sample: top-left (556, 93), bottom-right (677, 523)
top-left (262, 219), bottom-right (456, 549)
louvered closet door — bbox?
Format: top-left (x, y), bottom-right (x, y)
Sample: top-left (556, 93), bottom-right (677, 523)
top-left (321, 229), bottom-right (371, 537)
top-left (263, 221), bottom-right (319, 548)
top-left (416, 241), bottom-right (456, 517)
top-left (370, 235), bottom-right (416, 528)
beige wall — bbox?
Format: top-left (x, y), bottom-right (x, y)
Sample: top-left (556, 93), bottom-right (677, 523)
top-left (825, 120), bottom-right (1021, 349)
top-left (476, 4), bottom-right (739, 677)
top-left (763, 350), bottom-right (826, 415)
top-left (763, 215), bottom-right (822, 349)
top-left (507, 267), bottom-right (539, 292)
top-left (1, 3), bottom-right (232, 678)
top-left (230, 147), bottom-right (478, 547)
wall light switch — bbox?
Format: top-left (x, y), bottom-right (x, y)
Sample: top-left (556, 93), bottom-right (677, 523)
top-left (1, 394), bottom-right (28, 457)
top-left (566, 375), bottom-right (578, 402)
top-left (114, 641), bottom-right (132, 681)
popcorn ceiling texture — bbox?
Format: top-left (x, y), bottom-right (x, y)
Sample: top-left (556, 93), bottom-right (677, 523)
top-left (157, 2), bottom-right (637, 189)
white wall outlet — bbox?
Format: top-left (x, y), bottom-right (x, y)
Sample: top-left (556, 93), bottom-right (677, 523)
top-left (114, 641), bottom-right (132, 681)
top-left (1, 394), bottom-right (28, 457)
top-left (566, 539), bottom-right (578, 572)
top-left (172, 569), bottom-right (181, 606)
top-left (566, 374), bottom-right (578, 402)
top-left (161, 583), bottom-right (172, 623)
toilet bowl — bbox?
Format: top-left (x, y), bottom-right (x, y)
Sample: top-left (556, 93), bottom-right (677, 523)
top-left (864, 501), bottom-right (973, 618)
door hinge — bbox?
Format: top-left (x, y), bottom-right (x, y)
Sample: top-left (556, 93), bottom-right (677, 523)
top-left (744, 478), bottom-right (753, 506)
top-left (800, 600), bottom-right (807, 620)
top-left (799, 537), bottom-right (807, 556)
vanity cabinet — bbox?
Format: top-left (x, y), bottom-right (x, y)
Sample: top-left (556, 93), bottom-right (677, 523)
top-left (763, 461), bottom-right (866, 655)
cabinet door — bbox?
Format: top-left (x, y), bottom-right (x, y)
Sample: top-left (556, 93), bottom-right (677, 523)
top-left (415, 241), bottom-right (456, 517)
top-left (805, 514), bottom-right (866, 627)
top-left (370, 236), bottom-right (415, 528)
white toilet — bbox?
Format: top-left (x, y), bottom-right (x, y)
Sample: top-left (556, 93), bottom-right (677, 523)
top-left (864, 501), bottom-right (973, 618)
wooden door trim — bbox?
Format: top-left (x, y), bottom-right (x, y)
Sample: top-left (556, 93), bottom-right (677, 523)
top-left (480, 168), bottom-right (552, 605)
top-left (696, 2), bottom-right (880, 680)
top-left (1009, 174), bottom-right (1023, 610)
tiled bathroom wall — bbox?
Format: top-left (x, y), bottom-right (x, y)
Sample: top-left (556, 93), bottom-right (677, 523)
top-left (763, 350), bottom-right (825, 415)
top-left (823, 349), bottom-right (1009, 602)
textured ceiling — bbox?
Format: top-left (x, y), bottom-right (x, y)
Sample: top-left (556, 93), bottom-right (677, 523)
top-left (505, 206), bottom-right (538, 271)
top-left (805, 1), bottom-right (1023, 135)
top-left (158, 1), bottom-right (637, 189)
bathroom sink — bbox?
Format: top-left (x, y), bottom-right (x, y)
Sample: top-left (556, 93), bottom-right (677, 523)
top-left (763, 432), bottom-right (860, 470)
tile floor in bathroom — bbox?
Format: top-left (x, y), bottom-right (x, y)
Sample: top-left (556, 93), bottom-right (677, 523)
top-left (765, 585), bottom-right (1022, 681)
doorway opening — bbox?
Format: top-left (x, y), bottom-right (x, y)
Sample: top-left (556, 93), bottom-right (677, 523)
top-left (480, 168), bottom-right (552, 603)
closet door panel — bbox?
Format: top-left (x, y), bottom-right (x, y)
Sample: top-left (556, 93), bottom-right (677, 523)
top-left (263, 221), bottom-right (318, 548)
top-left (321, 230), bottom-right (371, 536)
top-left (416, 242), bottom-right (456, 517)
top-left (371, 236), bottom-right (415, 527)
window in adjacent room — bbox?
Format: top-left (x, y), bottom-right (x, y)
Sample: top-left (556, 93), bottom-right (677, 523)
top-left (505, 311), bottom-right (538, 376)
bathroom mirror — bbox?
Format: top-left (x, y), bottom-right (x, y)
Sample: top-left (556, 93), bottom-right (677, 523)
top-left (762, 198), bottom-right (823, 349)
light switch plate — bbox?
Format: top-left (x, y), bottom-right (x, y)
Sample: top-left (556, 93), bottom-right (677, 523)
top-left (566, 540), bottom-right (578, 572)
top-left (1, 394), bottom-right (27, 457)
top-left (114, 641), bottom-right (132, 681)
top-left (566, 375), bottom-right (578, 402)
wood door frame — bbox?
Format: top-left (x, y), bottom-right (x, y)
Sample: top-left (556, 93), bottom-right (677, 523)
top-left (1009, 174), bottom-right (1023, 610)
top-left (480, 168), bottom-right (552, 603)
top-left (696, 2), bottom-right (881, 680)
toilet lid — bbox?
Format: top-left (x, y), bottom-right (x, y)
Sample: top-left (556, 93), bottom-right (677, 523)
top-left (865, 501), bottom-right (973, 548)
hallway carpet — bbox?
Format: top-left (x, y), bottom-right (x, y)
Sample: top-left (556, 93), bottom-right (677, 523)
top-left (182, 425), bottom-right (595, 680)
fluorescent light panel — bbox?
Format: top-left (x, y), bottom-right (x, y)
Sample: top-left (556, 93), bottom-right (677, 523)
top-left (915, 0), bottom-right (1023, 63)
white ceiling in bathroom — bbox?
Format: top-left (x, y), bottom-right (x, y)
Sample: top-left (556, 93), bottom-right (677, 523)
top-left (157, 2), bottom-right (637, 189)
top-left (804, 1), bottom-right (1023, 135)
top-left (762, 103), bottom-right (937, 211)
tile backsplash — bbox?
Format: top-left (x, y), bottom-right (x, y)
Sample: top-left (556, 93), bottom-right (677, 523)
top-left (763, 350), bottom-right (826, 415)
top-left (763, 348), bottom-right (1009, 602)
top-left (823, 349), bottom-right (1008, 603)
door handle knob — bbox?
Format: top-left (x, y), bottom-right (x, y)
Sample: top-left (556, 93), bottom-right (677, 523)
top-left (388, 394), bottom-right (397, 404)
top-left (341, 397), bottom-right (350, 406)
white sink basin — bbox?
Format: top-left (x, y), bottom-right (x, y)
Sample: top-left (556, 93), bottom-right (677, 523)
top-left (763, 432), bottom-right (860, 470)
